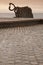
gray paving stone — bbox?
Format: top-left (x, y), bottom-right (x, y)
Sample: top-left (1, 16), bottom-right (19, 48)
top-left (39, 63), bottom-right (43, 65)
top-left (29, 56), bottom-right (36, 61)
top-left (30, 61), bottom-right (38, 65)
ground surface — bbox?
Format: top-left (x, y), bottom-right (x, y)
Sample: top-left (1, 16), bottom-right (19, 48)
top-left (0, 23), bottom-right (43, 65)
top-left (0, 18), bottom-right (42, 23)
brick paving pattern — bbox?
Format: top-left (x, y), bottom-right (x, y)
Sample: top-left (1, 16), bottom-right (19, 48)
top-left (0, 24), bottom-right (43, 65)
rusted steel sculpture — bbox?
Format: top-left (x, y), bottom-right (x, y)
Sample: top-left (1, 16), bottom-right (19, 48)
top-left (9, 3), bottom-right (33, 18)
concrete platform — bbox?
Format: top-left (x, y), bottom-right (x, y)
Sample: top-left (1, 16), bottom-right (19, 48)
top-left (0, 18), bottom-right (43, 23)
top-left (0, 18), bottom-right (43, 28)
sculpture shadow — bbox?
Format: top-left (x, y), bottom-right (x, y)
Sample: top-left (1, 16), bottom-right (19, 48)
top-left (0, 20), bottom-right (43, 29)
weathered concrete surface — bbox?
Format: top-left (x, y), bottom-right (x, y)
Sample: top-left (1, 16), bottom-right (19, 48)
top-left (0, 24), bottom-right (43, 65)
top-left (0, 18), bottom-right (42, 23)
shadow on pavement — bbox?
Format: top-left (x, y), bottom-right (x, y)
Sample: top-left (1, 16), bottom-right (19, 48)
top-left (0, 20), bottom-right (43, 29)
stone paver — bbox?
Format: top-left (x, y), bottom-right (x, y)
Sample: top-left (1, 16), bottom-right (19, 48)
top-left (0, 24), bottom-right (43, 65)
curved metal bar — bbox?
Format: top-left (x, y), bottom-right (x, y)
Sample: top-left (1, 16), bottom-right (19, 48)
top-left (9, 3), bottom-right (15, 11)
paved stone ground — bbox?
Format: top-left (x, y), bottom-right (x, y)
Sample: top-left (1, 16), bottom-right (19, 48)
top-left (0, 24), bottom-right (43, 65)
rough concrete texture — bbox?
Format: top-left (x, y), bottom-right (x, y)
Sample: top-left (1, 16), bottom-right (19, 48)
top-left (0, 24), bottom-right (43, 65)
